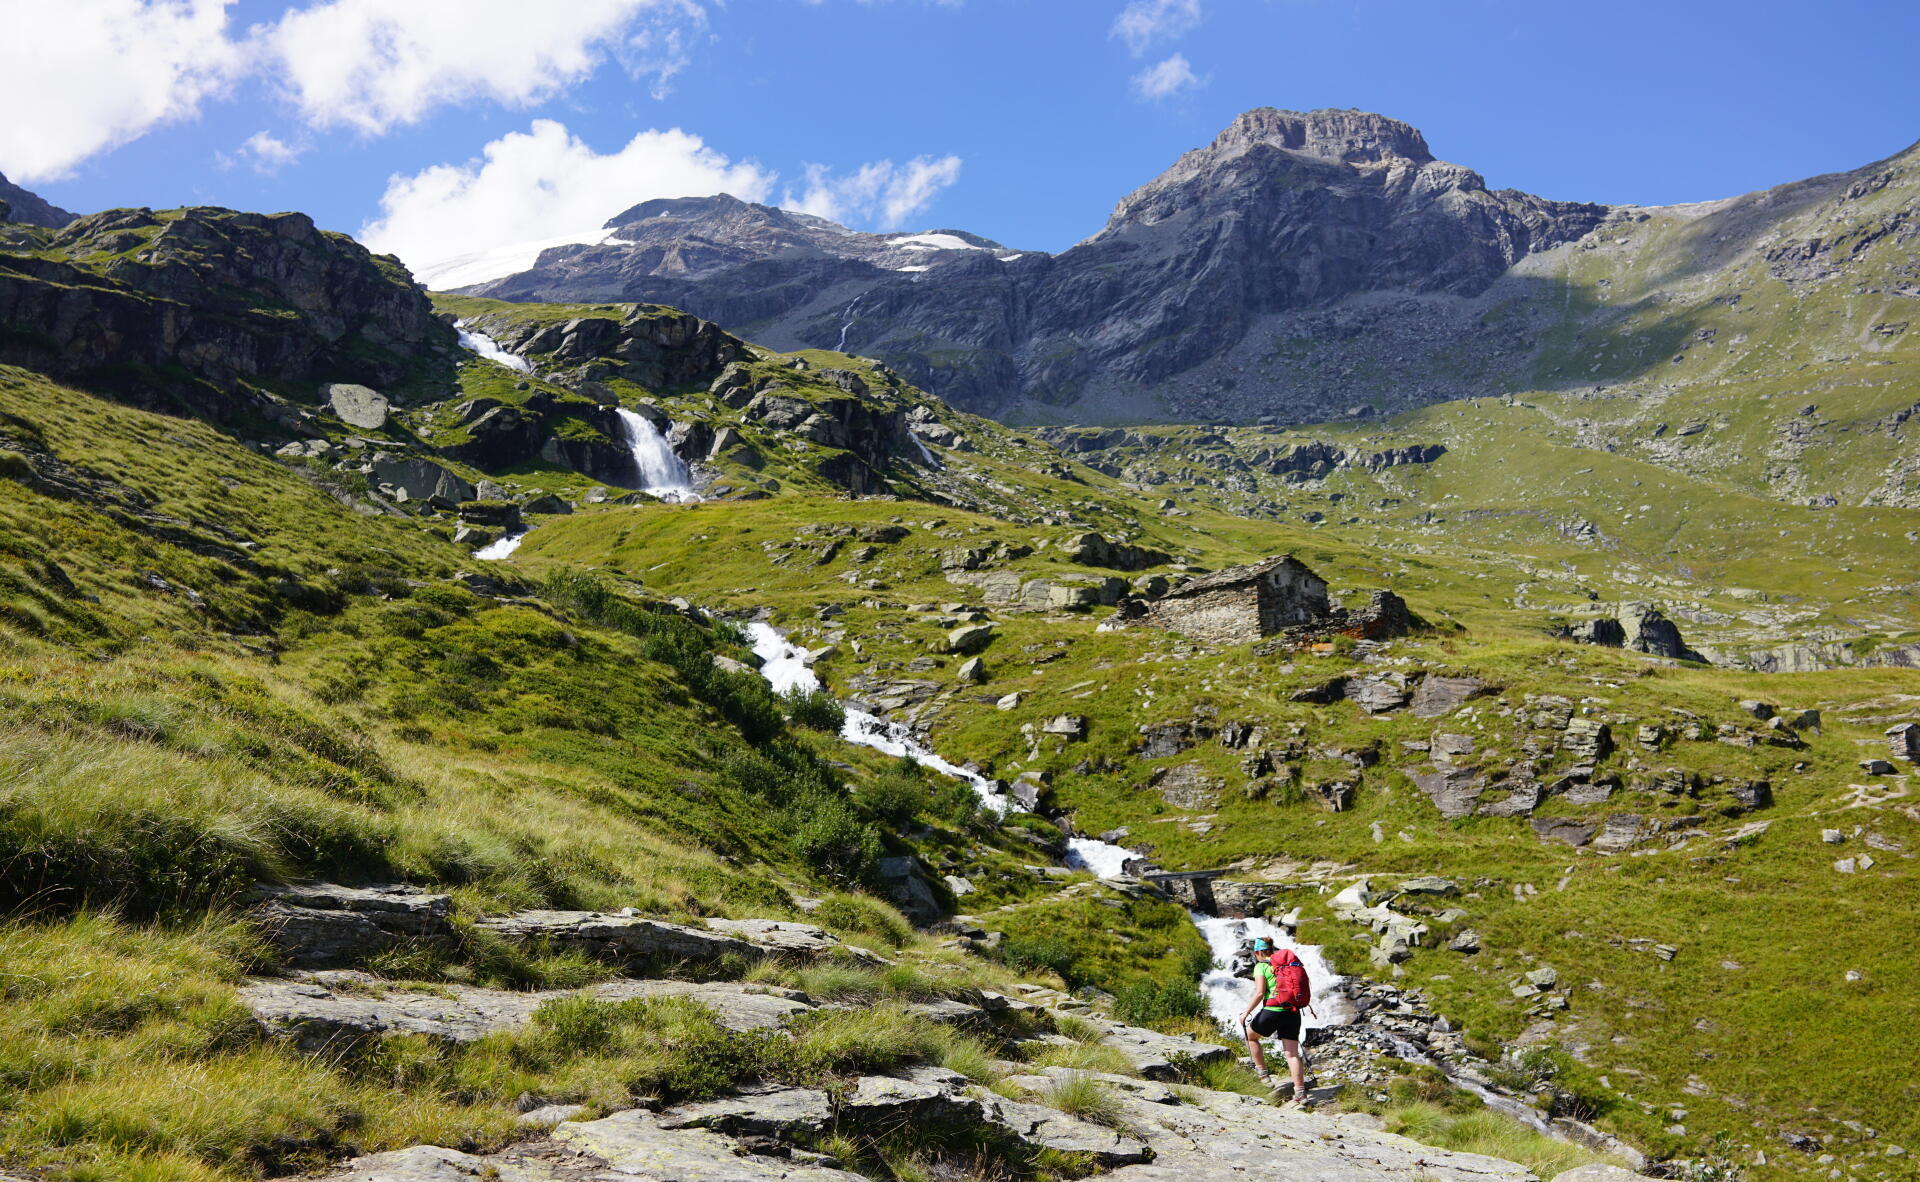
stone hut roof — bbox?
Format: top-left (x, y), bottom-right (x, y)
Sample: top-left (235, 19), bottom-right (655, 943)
top-left (1165, 555), bottom-right (1315, 598)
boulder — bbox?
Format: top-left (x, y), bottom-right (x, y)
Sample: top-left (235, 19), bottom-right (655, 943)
top-left (472, 910), bottom-right (758, 965)
top-left (326, 383), bottom-right (390, 430)
top-left (1398, 876), bottom-right (1458, 897)
top-left (1347, 673), bottom-right (1410, 714)
top-left (369, 456), bottom-right (475, 509)
top-left (1887, 722), bottom-right (1920, 762)
top-left (955, 656), bottom-right (988, 683)
top-left (1042, 714), bottom-right (1088, 740)
top-left (1411, 768), bottom-right (1482, 819)
top-left (947, 622), bottom-right (996, 654)
top-left (250, 882), bottom-right (453, 967)
top-left (1724, 780), bottom-right (1772, 814)
top-left (1592, 814), bottom-right (1646, 853)
top-left (1410, 674), bottom-right (1488, 717)
top-left (874, 856), bottom-right (944, 925)
top-left (1531, 817), bottom-right (1595, 848)
top-left (1448, 929), bottom-right (1482, 954)
top-left (1561, 718), bottom-right (1613, 761)
top-left (702, 918), bottom-right (839, 958)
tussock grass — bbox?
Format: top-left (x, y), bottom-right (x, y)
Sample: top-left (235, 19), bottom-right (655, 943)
top-left (1045, 1072), bottom-right (1128, 1130)
top-left (1022, 1041), bottom-right (1136, 1077)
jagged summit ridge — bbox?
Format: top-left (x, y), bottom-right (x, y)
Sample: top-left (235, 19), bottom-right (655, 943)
top-left (1209, 107), bottom-right (1437, 165)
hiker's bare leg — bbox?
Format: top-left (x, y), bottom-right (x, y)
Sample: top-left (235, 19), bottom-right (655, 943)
top-left (1244, 1028), bottom-right (1269, 1075)
top-left (1281, 1038), bottom-right (1306, 1097)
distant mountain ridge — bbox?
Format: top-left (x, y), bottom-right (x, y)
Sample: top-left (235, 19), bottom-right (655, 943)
top-left (0, 171), bottom-right (77, 228)
top-left (454, 108), bottom-right (1920, 430)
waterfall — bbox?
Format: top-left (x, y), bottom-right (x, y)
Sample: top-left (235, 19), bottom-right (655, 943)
top-left (474, 531), bottom-right (528, 560)
top-left (835, 297), bottom-right (862, 353)
top-left (614, 408), bottom-right (699, 502)
top-left (455, 321), bottom-right (532, 373)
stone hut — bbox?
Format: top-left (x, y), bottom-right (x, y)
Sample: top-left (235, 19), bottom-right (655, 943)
top-left (1890, 722), bottom-right (1920, 764)
top-left (1141, 555), bottom-right (1330, 644)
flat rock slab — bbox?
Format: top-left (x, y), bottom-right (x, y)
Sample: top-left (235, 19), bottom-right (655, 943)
top-left (241, 972), bottom-right (813, 1051)
top-left (985, 1094), bottom-right (1154, 1165)
top-left (1095, 1085), bottom-right (1535, 1182)
top-left (557, 1109), bottom-right (865, 1181)
top-left (658, 1084), bottom-right (834, 1138)
top-left (701, 918), bottom-right (837, 956)
top-left (308, 1144), bottom-right (571, 1181)
top-left (475, 911), bottom-right (758, 965)
top-left (1086, 1016), bottom-right (1234, 1079)
top-left (251, 882), bottom-right (454, 967)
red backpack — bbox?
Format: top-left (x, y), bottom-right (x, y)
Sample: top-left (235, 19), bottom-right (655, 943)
top-left (1266, 949), bottom-right (1311, 1009)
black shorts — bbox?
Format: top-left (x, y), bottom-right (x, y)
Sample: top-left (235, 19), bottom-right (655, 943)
top-left (1249, 1007), bottom-right (1301, 1040)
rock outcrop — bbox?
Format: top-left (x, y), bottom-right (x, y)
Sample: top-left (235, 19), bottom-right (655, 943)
top-left (0, 206), bottom-right (453, 419)
top-left (0, 171), bottom-right (78, 228)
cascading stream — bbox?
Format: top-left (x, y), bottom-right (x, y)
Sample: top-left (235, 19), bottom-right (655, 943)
top-left (615, 409), bottom-right (700, 503)
top-left (749, 622), bottom-right (1347, 1039)
top-left (746, 623), bottom-right (1009, 814)
top-left (1065, 838), bottom-right (1355, 1036)
top-left (455, 322), bottom-right (532, 373)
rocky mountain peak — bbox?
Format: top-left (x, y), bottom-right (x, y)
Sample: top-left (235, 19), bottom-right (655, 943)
top-left (1210, 107), bottom-right (1436, 166)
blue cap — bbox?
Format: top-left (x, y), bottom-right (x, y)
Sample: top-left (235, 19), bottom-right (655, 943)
top-left (1251, 936), bottom-right (1273, 950)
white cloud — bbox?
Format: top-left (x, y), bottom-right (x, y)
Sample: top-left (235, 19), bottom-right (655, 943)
top-left (619, 0), bottom-right (709, 100)
top-left (217, 130), bottom-right (305, 174)
top-left (0, 0), bottom-right (243, 182)
top-left (1130, 53), bottom-right (1205, 100)
top-left (259, 0), bottom-right (702, 134)
top-left (360, 119), bottom-right (774, 285)
top-left (1111, 0), bottom-right (1200, 56)
top-left (786, 155), bottom-right (963, 228)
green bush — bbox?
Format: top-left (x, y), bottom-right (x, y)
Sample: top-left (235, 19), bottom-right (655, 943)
top-left (996, 933), bottom-right (1074, 979)
top-left (786, 791), bottom-right (881, 886)
top-left (1111, 977), bottom-right (1208, 1026)
top-left (782, 685), bottom-right (845, 732)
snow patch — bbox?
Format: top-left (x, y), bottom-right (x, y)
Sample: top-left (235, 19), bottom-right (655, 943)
top-left (417, 227), bottom-right (618, 290)
top-left (891, 232), bottom-right (982, 252)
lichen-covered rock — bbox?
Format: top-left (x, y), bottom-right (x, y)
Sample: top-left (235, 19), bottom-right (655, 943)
top-left (472, 910), bottom-right (757, 965)
top-left (250, 882), bottom-right (453, 967)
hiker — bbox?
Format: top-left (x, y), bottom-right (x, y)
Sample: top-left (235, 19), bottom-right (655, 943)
top-left (1240, 936), bottom-right (1312, 1104)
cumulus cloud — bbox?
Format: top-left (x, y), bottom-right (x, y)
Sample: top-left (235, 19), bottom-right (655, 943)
top-left (1130, 53), bottom-right (1205, 100)
top-left (1110, 0), bottom-right (1200, 56)
top-left (216, 130), bottom-right (305, 174)
top-left (0, 0), bottom-right (243, 182)
top-left (360, 119), bottom-right (775, 284)
top-left (260, 0), bottom-right (695, 134)
top-left (786, 155), bottom-right (963, 228)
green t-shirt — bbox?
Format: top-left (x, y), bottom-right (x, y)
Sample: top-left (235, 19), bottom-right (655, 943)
top-left (1253, 961), bottom-right (1287, 1010)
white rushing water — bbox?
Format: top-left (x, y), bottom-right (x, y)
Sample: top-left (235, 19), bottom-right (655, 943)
top-left (614, 409), bottom-right (700, 502)
top-left (746, 622), bottom-right (1009, 813)
top-left (474, 531), bottom-right (528, 560)
top-left (455, 322), bottom-right (532, 373)
top-left (1067, 841), bottom-right (1356, 1037)
top-left (1191, 912), bottom-right (1356, 1034)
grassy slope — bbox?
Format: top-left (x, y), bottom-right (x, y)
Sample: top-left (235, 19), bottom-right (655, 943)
top-left (521, 475), bottom-right (1918, 1179)
top-left (0, 370), bottom-right (1082, 1181)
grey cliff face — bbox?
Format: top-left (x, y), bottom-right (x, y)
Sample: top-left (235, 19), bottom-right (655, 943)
top-left (0, 171), bottom-right (78, 229)
top-left (461, 108), bottom-right (1611, 422)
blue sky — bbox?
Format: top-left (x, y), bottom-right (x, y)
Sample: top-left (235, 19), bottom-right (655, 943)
top-left (4, 0), bottom-right (1917, 277)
